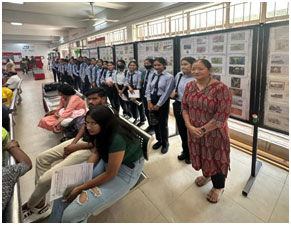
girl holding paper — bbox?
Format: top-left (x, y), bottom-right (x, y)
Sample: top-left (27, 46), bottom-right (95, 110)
top-left (125, 61), bottom-right (146, 126)
top-left (50, 105), bottom-right (144, 223)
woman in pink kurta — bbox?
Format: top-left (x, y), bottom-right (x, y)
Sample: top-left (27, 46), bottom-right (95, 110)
top-left (182, 59), bottom-right (232, 203)
top-left (38, 84), bottom-right (86, 133)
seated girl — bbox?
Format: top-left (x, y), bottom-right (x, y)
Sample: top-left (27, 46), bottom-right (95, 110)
top-left (49, 105), bottom-right (144, 223)
top-left (38, 84), bottom-right (86, 133)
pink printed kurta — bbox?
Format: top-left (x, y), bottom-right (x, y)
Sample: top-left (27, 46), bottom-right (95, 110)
top-left (38, 95), bottom-right (86, 131)
top-left (182, 81), bottom-right (232, 177)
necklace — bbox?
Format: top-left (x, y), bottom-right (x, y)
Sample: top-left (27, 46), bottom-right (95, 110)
top-left (197, 77), bottom-right (211, 93)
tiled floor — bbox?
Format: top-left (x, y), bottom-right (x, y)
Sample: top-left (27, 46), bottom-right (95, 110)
top-left (15, 69), bottom-right (289, 223)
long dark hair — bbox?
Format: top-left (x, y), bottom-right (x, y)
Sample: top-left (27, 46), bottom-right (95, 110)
top-left (85, 105), bottom-right (138, 161)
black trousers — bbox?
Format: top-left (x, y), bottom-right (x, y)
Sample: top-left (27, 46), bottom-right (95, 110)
top-left (83, 76), bottom-right (90, 94)
top-left (104, 85), bottom-right (118, 111)
top-left (153, 98), bottom-right (170, 147)
top-left (52, 69), bottom-right (58, 82)
top-left (211, 173), bottom-right (226, 189)
top-left (143, 96), bottom-right (153, 129)
top-left (73, 75), bottom-right (81, 91)
top-left (66, 74), bottom-right (74, 87)
top-left (173, 101), bottom-right (190, 159)
top-left (116, 85), bottom-right (130, 116)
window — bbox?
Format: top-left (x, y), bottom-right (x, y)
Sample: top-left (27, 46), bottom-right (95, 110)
top-left (229, 2), bottom-right (261, 24)
top-left (87, 27), bottom-right (127, 46)
top-left (266, 2), bottom-right (289, 18)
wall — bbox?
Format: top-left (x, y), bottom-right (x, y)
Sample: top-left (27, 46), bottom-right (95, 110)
top-left (2, 43), bottom-right (51, 66)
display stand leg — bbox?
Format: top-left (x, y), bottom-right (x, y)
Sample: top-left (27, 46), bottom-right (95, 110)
top-left (242, 117), bottom-right (262, 197)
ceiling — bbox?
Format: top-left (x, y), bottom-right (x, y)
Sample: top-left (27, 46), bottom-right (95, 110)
top-left (2, 2), bottom-right (210, 46)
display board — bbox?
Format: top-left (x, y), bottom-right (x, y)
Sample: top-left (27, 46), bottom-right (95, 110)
top-left (2, 52), bottom-right (22, 71)
top-left (180, 29), bottom-right (253, 121)
top-left (137, 39), bottom-right (174, 75)
top-left (99, 46), bottom-right (114, 62)
top-left (115, 44), bottom-right (134, 66)
top-left (263, 25), bottom-right (289, 132)
top-left (81, 49), bottom-right (90, 58)
top-left (89, 48), bottom-right (98, 59)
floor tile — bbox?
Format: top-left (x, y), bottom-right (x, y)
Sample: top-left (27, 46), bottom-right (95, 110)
top-left (269, 184), bottom-right (289, 223)
top-left (161, 184), bottom-right (263, 223)
top-left (88, 188), bottom-right (160, 222)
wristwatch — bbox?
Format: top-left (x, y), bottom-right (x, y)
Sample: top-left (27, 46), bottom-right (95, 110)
top-left (201, 127), bottom-right (206, 133)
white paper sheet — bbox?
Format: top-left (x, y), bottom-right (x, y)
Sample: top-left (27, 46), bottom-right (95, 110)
top-left (50, 163), bottom-right (93, 201)
top-left (106, 77), bottom-right (113, 82)
top-left (128, 89), bottom-right (140, 98)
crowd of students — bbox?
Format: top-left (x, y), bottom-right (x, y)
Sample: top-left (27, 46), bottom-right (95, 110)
top-left (2, 55), bottom-right (232, 223)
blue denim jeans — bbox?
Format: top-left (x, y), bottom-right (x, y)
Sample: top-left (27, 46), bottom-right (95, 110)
top-left (49, 157), bottom-right (144, 223)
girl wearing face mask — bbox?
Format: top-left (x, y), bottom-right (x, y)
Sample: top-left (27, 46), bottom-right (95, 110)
top-left (125, 61), bottom-right (145, 126)
top-left (141, 58), bottom-right (156, 134)
top-left (170, 57), bottom-right (196, 164)
top-left (182, 59), bottom-right (232, 203)
top-left (101, 61), bottom-right (117, 110)
top-left (113, 60), bottom-right (131, 118)
top-left (146, 57), bottom-right (174, 154)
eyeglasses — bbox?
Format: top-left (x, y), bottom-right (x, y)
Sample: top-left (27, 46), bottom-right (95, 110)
top-left (85, 122), bottom-right (98, 127)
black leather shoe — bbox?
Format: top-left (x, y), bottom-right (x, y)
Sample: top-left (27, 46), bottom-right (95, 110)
top-left (161, 145), bottom-right (169, 154)
top-left (133, 119), bottom-right (140, 125)
top-left (178, 152), bottom-right (187, 161)
top-left (152, 142), bottom-right (162, 150)
top-left (185, 158), bottom-right (191, 164)
top-left (136, 121), bottom-right (145, 127)
top-left (144, 126), bottom-right (152, 132)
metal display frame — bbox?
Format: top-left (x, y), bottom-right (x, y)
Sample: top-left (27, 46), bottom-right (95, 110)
top-left (177, 25), bottom-right (260, 125)
top-left (98, 45), bottom-right (115, 63)
top-left (80, 48), bottom-right (91, 58)
top-left (114, 42), bottom-right (137, 66)
top-left (136, 37), bottom-right (178, 76)
top-left (259, 21), bottom-right (289, 135)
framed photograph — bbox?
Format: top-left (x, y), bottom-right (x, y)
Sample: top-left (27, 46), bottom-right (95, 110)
top-left (197, 46), bottom-right (207, 53)
top-left (229, 88), bottom-right (243, 97)
top-left (275, 40), bottom-right (289, 52)
top-left (211, 57), bottom-right (223, 65)
top-left (267, 103), bottom-right (289, 117)
top-left (229, 66), bottom-right (245, 76)
top-left (232, 98), bottom-right (243, 107)
top-left (229, 31), bottom-right (247, 42)
top-left (268, 81), bottom-right (285, 91)
top-left (212, 45), bottom-right (224, 53)
top-left (212, 34), bottom-right (225, 43)
top-left (229, 56), bottom-right (246, 65)
top-left (213, 66), bottom-right (223, 74)
top-left (229, 43), bottom-right (246, 52)
top-left (212, 74), bottom-right (221, 81)
top-left (196, 37), bottom-right (208, 45)
top-left (231, 107), bottom-right (243, 116)
top-left (271, 55), bottom-right (289, 65)
top-left (231, 77), bottom-right (241, 88)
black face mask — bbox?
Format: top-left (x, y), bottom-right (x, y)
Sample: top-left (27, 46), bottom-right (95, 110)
top-left (144, 65), bottom-right (153, 70)
top-left (117, 64), bottom-right (125, 69)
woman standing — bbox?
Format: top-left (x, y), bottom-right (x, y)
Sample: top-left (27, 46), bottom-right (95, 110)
top-left (38, 84), bottom-right (86, 133)
top-left (170, 57), bottom-right (196, 164)
top-left (182, 59), bottom-right (232, 203)
top-left (49, 105), bottom-right (144, 222)
top-left (146, 57), bottom-right (174, 154)
top-left (141, 58), bottom-right (156, 134)
top-left (125, 61), bottom-right (145, 125)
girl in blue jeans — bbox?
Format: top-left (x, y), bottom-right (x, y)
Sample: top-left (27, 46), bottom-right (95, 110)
top-left (50, 105), bottom-right (144, 223)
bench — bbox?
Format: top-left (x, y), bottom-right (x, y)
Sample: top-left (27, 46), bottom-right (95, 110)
top-left (9, 79), bottom-right (23, 115)
top-left (3, 102), bottom-right (22, 223)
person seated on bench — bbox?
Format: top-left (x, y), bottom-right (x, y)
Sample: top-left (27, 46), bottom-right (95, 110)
top-left (50, 105), bottom-right (144, 223)
top-left (2, 131), bottom-right (32, 216)
top-left (22, 88), bottom-right (109, 223)
top-left (3, 66), bottom-right (20, 92)
top-left (38, 84), bottom-right (86, 133)
top-left (2, 87), bottom-right (13, 107)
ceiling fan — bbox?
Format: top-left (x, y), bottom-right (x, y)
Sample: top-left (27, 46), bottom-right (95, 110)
top-left (79, 2), bottom-right (119, 23)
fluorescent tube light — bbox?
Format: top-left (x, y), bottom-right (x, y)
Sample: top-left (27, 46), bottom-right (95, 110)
top-left (11, 22), bottom-right (23, 26)
top-left (9, 2), bottom-right (24, 4)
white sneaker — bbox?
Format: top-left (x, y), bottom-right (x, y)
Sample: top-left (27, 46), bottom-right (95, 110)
top-left (22, 203), bottom-right (52, 223)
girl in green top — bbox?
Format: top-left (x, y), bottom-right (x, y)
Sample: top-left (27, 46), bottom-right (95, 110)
top-left (50, 105), bottom-right (144, 223)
